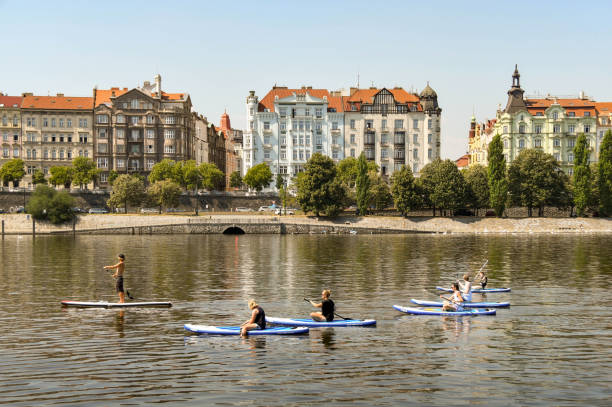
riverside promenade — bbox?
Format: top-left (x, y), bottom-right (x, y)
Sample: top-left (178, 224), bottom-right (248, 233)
top-left (1, 213), bottom-right (611, 235)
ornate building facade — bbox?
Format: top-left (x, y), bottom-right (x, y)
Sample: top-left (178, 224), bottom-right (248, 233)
top-left (93, 75), bottom-right (193, 185)
top-left (20, 93), bottom-right (94, 186)
top-left (0, 94), bottom-right (22, 183)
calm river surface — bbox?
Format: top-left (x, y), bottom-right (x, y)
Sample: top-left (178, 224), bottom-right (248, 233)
top-left (0, 234), bottom-right (610, 406)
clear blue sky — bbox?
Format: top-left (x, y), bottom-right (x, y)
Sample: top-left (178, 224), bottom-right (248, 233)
top-left (2, 0), bottom-right (611, 159)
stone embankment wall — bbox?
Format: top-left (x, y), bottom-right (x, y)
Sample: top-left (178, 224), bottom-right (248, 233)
top-left (1, 214), bottom-right (611, 235)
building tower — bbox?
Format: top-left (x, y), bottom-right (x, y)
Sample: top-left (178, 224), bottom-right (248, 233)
top-left (504, 65), bottom-right (527, 114)
top-left (419, 82), bottom-right (442, 161)
top-left (243, 91), bottom-right (259, 175)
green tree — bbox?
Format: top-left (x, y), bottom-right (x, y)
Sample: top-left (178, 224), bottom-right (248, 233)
top-left (26, 184), bottom-right (75, 224)
top-left (508, 149), bottom-right (571, 217)
top-left (230, 171), bottom-right (243, 188)
top-left (148, 159), bottom-right (178, 184)
top-left (49, 166), bottom-right (74, 189)
top-left (463, 164), bottom-right (489, 216)
top-left (199, 162), bottom-right (225, 191)
top-left (147, 179), bottom-right (182, 213)
top-left (107, 174), bottom-right (146, 213)
top-left (488, 134), bottom-right (508, 217)
top-left (355, 153), bottom-right (371, 216)
top-left (336, 157), bottom-right (378, 189)
top-left (108, 170), bottom-right (119, 186)
top-left (572, 133), bottom-right (592, 216)
top-left (276, 173), bottom-right (284, 190)
top-left (72, 157), bottom-right (99, 189)
top-left (419, 159), bottom-right (467, 216)
top-left (296, 153), bottom-right (347, 217)
top-left (0, 158), bottom-right (25, 187)
top-left (391, 165), bottom-right (421, 216)
top-left (243, 163), bottom-right (273, 191)
top-left (369, 175), bottom-right (393, 211)
top-left (598, 130), bottom-right (612, 216)
top-left (32, 169), bottom-right (48, 185)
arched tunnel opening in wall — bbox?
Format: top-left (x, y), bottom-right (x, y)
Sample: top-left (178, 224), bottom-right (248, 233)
top-left (223, 226), bottom-right (245, 235)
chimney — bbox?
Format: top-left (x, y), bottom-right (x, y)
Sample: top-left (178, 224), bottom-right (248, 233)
top-left (22, 92), bottom-right (33, 97)
top-left (579, 90), bottom-right (585, 99)
top-left (56, 93), bottom-right (64, 97)
top-left (155, 74), bottom-right (161, 95)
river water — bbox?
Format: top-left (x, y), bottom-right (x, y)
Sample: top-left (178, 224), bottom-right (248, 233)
top-left (0, 234), bottom-right (610, 406)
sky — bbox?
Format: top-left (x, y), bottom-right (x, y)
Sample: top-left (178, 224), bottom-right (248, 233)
top-left (2, 0), bottom-right (612, 160)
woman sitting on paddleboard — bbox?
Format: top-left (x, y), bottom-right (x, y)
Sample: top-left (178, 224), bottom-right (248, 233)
top-left (240, 299), bottom-right (266, 337)
top-left (441, 282), bottom-right (464, 311)
top-left (458, 274), bottom-right (472, 301)
top-left (309, 289), bottom-right (335, 322)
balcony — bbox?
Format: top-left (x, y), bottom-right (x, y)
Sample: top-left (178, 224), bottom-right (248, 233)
top-left (331, 128), bottom-right (341, 134)
top-left (364, 137), bottom-right (375, 145)
top-left (263, 128), bottom-right (272, 134)
top-left (331, 143), bottom-right (341, 149)
top-left (394, 137), bottom-right (405, 145)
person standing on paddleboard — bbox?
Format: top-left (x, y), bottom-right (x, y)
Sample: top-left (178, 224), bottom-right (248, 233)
top-left (476, 270), bottom-right (488, 289)
top-left (309, 289), bottom-right (335, 322)
top-left (441, 282), bottom-right (464, 311)
top-left (240, 299), bottom-right (266, 337)
top-left (458, 274), bottom-right (472, 301)
top-left (104, 254), bottom-right (126, 303)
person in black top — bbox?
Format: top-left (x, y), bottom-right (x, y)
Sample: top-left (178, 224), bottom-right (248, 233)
top-left (309, 289), bottom-right (335, 322)
top-left (240, 299), bottom-right (266, 336)
top-left (476, 270), bottom-right (488, 289)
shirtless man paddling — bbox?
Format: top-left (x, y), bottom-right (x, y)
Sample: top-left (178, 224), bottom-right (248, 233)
top-left (104, 254), bottom-right (126, 303)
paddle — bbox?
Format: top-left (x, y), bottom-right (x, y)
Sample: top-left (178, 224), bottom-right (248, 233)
top-left (304, 297), bottom-right (351, 320)
top-left (474, 259), bottom-right (489, 282)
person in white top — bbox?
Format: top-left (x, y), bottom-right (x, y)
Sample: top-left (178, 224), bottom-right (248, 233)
top-left (458, 274), bottom-right (472, 302)
top-left (441, 282), bottom-right (464, 311)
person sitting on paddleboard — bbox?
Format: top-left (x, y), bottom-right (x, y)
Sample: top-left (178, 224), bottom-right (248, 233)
top-left (476, 270), bottom-right (488, 289)
top-left (309, 289), bottom-right (335, 322)
top-left (441, 282), bottom-right (464, 312)
top-left (240, 299), bottom-right (266, 337)
top-left (104, 254), bottom-right (126, 303)
top-left (458, 273), bottom-right (472, 301)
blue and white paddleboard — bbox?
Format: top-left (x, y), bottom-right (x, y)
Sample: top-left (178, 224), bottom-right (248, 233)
top-left (411, 299), bottom-right (510, 308)
top-left (61, 300), bottom-right (172, 308)
top-left (266, 317), bottom-right (376, 327)
top-left (393, 304), bottom-right (496, 316)
top-left (435, 286), bottom-right (511, 293)
top-left (184, 324), bottom-right (309, 335)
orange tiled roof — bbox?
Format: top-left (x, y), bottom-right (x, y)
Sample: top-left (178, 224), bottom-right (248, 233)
top-left (525, 98), bottom-right (596, 117)
top-left (595, 102), bottom-right (612, 114)
top-left (345, 88), bottom-right (421, 111)
top-left (456, 154), bottom-right (470, 168)
top-left (159, 92), bottom-right (186, 101)
top-left (22, 95), bottom-right (93, 110)
top-left (258, 87), bottom-right (341, 112)
top-left (94, 87), bottom-right (129, 107)
top-left (0, 95), bottom-right (22, 108)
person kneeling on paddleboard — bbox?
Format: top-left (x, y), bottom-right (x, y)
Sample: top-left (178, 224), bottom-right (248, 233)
top-left (309, 289), bottom-right (335, 322)
top-left (104, 254), bottom-right (126, 303)
top-left (240, 299), bottom-right (266, 337)
top-left (441, 283), bottom-right (464, 312)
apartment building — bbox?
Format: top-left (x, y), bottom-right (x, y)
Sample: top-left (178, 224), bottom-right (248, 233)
top-left (243, 86), bottom-right (345, 185)
top-left (343, 85), bottom-right (441, 176)
top-left (219, 112), bottom-right (243, 187)
top-left (20, 93), bottom-right (94, 186)
top-left (0, 94), bottom-right (22, 181)
top-left (93, 75), bottom-right (193, 185)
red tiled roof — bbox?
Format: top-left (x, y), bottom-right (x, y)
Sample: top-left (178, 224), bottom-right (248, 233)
top-left (595, 102), bottom-right (612, 114)
top-left (94, 87), bottom-right (129, 107)
top-left (345, 88), bottom-right (421, 111)
top-left (159, 92), bottom-right (186, 101)
top-left (22, 95), bottom-right (93, 110)
top-left (0, 95), bottom-right (22, 108)
top-left (258, 87), bottom-right (341, 112)
top-left (525, 98), bottom-right (596, 117)
top-left (456, 154), bottom-right (470, 168)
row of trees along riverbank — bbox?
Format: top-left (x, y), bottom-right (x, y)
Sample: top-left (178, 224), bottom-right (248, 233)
top-left (273, 129), bottom-right (612, 218)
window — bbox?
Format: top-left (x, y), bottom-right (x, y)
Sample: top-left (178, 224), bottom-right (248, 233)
top-left (51, 134), bottom-right (56, 143)
top-left (535, 125), bottom-right (542, 134)
top-left (96, 114), bottom-right (109, 124)
top-left (428, 134), bottom-right (432, 143)
top-left (553, 124), bottom-right (560, 133)
top-left (43, 118), bottom-right (49, 127)
top-left (315, 123), bottom-right (322, 134)
top-left (59, 136), bottom-right (64, 143)
top-left (332, 150), bottom-right (338, 159)
top-left (503, 139), bottom-right (509, 149)
top-left (263, 122), bottom-right (270, 130)
top-left (428, 119), bottom-right (432, 130)
top-left (264, 150), bottom-right (270, 159)
top-left (131, 116), bottom-right (139, 125)
top-left (264, 135), bottom-right (271, 145)
top-left (568, 112), bottom-right (575, 117)
top-left (66, 119), bottom-right (71, 128)
top-left (553, 112), bottom-right (558, 120)
top-left (305, 108), bottom-right (310, 117)
top-left (279, 107), bottom-right (287, 117)
top-left (116, 129), bottom-right (125, 139)
top-left (315, 108), bottom-right (322, 118)
top-left (164, 116), bottom-right (176, 124)
top-left (164, 129), bottom-right (175, 139)
top-left (381, 119), bottom-right (387, 129)
top-left (394, 120), bottom-right (403, 129)
top-left (164, 145), bottom-right (175, 154)
top-left (59, 118), bottom-right (64, 128)
top-left (280, 122), bottom-right (286, 131)
top-left (97, 157), bottom-right (108, 168)
top-left (80, 118), bottom-right (88, 128)
top-left (584, 111), bottom-right (591, 117)
top-left (280, 150), bottom-right (286, 160)
top-left (299, 121), bottom-right (304, 131)
top-left (503, 126), bottom-right (508, 133)
top-left (554, 153), bottom-right (560, 161)
top-left (534, 139), bottom-right (542, 148)
top-left (350, 134), bottom-right (356, 144)
top-left (412, 119), bottom-right (419, 129)
top-left (584, 125), bottom-right (591, 133)
top-left (147, 144), bottom-right (154, 153)
top-left (413, 134), bottom-right (418, 144)
top-left (350, 119), bottom-right (355, 129)
top-left (98, 129), bottom-right (107, 139)
top-left (350, 148), bottom-right (355, 157)
top-left (293, 150), bottom-right (297, 160)
top-left (116, 115), bottom-right (125, 124)
top-left (13, 147), bottom-right (19, 157)
top-left (568, 125), bottom-right (575, 134)
top-left (381, 134), bottom-right (388, 144)
top-left (67, 150), bottom-right (72, 159)
top-left (117, 159), bottom-right (125, 168)
top-left (518, 139), bottom-right (525, 149)
top-left (305, 135), bottom-right (310, 146)
top-left (79, 134), bottom-right (88, 143)
top-left (381, 148), bottom-right (388, 158)
top-left (568, 139), bottom-right (575, 148)
top-left (146, 129), bottom-right (155, 139)
top-left (1, 115), bottom-right (6, 126)
top-left (315, 136), bottom-right (321, 147)
top-left (4, 147), bottom-right (11, 157)
top-left (146, 159), bottom-right (155, 170)
top-left (554, 138), bottom-right (560, 147)
top-left (413, 149), bottom-right (418, 159)
top-left (131, 130), bottom-right (140, 141)
top-left (280, 135), bottom-right (286, 145)
top-left (519, 124), bottom-right (525, 133)
top-left (428, 148), bottom-right (433, 159)
top-left (568, 152), bottom-right (574, 162)
top-left (332, 122), bottom-right (338, 130)
top-left (98, 143), bottom-right (108, 153)
top-left (51, 149), bottom-right (57, 159)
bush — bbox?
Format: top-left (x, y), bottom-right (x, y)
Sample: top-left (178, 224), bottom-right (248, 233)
top-left (26, 185), bottom-right (75, 224)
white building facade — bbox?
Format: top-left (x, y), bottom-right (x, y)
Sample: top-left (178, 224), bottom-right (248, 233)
top-left (243, 87), bottom-right (345, 187)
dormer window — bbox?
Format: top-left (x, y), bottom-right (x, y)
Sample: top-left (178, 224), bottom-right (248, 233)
top-left (584, 111), bottom-right (591, 117)
top-left (568, 111), bottom-right (575, 117)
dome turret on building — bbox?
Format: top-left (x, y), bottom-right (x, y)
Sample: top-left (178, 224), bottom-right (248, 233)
top-left (419, 82), bottom-right (440, 113)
